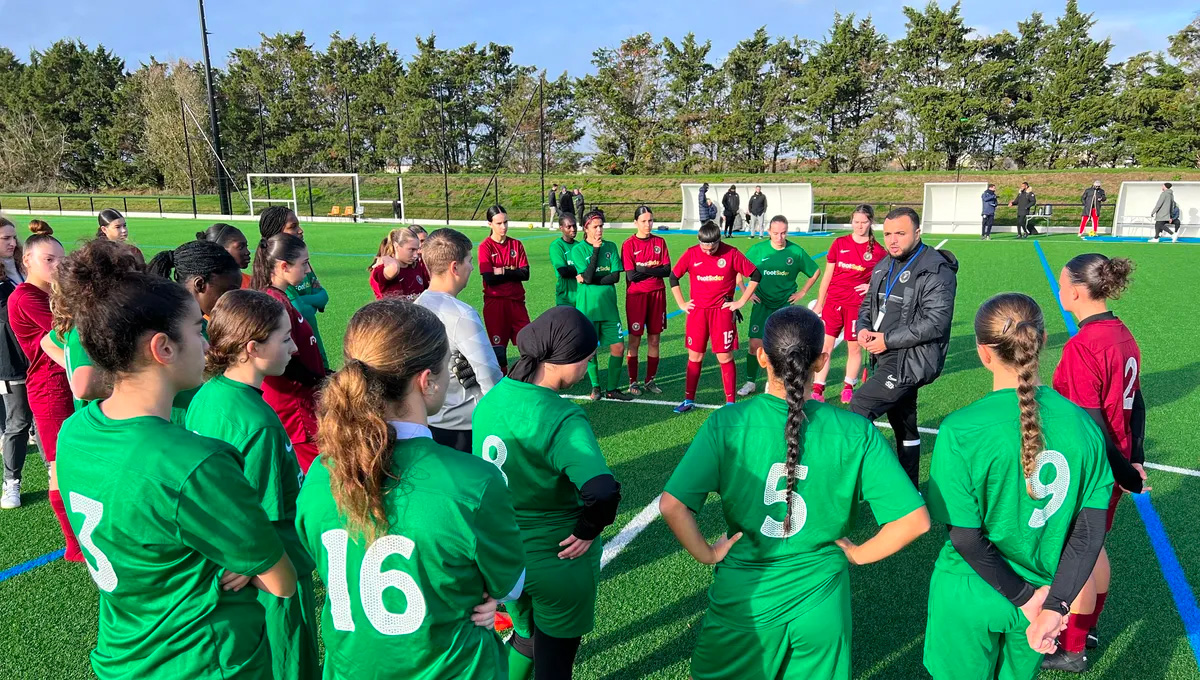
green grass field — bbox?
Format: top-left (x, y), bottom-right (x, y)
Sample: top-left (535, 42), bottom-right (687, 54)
top-left (1, 214), bottom-right (1197, 679)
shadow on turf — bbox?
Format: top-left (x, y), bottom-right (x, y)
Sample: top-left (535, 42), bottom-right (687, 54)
top-left (1141, 361), bottom-right (1200, 410)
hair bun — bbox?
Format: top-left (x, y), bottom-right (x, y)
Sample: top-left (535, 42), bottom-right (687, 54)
top-left (28, 220), bottom-right (53, 236)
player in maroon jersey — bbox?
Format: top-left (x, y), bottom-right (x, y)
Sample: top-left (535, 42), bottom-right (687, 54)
top-left (369, 227), bottom-right (429, 300)
top-left (478, 205), bottom-right (531, 374)
top-left (669, 221), bottom-right (760, 412)
top-left (811, 204), bottom-right (886, 403)
top-left (1044, 253), bottom-right (1147, 673)
top-left (623, 206), bottom-right (672, 395)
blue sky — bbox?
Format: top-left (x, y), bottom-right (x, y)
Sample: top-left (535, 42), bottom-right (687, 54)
top-left (1, 0), bottom-right (1194, 75)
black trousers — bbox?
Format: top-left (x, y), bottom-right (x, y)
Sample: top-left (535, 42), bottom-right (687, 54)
top-left (849, 362), bottom-right (922, 487)
top-left (1154, 220), bottom-right (1175, 238)
top-left (981, 214), bottom-right (994, 237)
top-left (430, 426), bottom-right (472, 453)
top-left (723, 212), bottom-right (736, 237)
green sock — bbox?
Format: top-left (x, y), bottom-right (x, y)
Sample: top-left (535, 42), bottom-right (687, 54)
top-left (745, 353), bottom-right (759, 382)
top-left (587, 355), bottom-right (599, 388)
top-left (507, 643), bottom-right (534, 680)
top-left (607, 354), bottom-right (624, 391)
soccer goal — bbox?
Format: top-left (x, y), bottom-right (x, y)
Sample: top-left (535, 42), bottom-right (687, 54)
top-left (680, 183), bottom-right (815, 232)
top-left (246, 173), bottom-right (362, 218)
top-left (921, 182), bottom-right (989, 234)
top-left (1113, 181), bottom-right (1200, 238)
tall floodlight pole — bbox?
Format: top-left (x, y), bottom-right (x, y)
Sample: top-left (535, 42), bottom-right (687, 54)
top-left (539, 73), bottom-right (545, 229)
top-left (198, 0), bottom-right (231, 215)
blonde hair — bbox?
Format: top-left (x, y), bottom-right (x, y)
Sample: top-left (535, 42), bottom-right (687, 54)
top-left (368, 228), bottom-right (419, 272)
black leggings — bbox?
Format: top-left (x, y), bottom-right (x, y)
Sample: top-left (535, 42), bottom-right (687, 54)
top-left (510, 624), bottom-right (583, 680)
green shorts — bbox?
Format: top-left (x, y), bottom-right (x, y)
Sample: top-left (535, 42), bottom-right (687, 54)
top-left (509, 538), bottom-right (602, 639)
top-left (260, 565), bottom-right (320, 680)
top-left (691, 569), bottom-right (851, 680)
top-left (923, 568), bottom-right (1043, 680)
top-left (748, 303), bottom-right (788, 341)
top-left (593, 320), bottom-right (624, 348)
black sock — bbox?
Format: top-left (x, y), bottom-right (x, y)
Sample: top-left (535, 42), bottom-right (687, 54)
top-left (533, 624), bottom-right (582, 680)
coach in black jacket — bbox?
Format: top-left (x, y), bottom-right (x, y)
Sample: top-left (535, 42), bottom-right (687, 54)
top-left (851, 207), bottom-right (959, 485)
top-left (721, 185), bottom-right (740, 237)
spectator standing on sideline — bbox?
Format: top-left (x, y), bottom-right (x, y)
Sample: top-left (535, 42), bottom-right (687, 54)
top-left (698, 183), bottom-right (719, 226)
top-left (748, 185), bottom-right (768, 239)
top-left (1149, 182), bottom-right (1178, 243)
top-left (548, 183), bottom-right (559, 223)
top-left (573, 187), bottom-right (585, 223)
top-left (1080, 180), bottom-right (1106, 238)
top-left (560, 186), bottom-right (576, 220)
top-left (851, 208), bottom-right (959, 486)
top-left (722, 185), bottom-right (740, 238)
top-left (0, 216), bottom-right (34, 510)
top-left (1009, 181), bottom-right (1037, 238)
top-left (981, 184), bottom-right (998, 240)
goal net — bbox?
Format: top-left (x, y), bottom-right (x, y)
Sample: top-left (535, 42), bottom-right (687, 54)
top-left (680, 183), bottom-right (815, 232)
top-left (1114, 181), bottom-right (1199, 237)
top-left (921, 182), bottom-right (989, 234)
top-left (246, 173), bottom-right (403, 220)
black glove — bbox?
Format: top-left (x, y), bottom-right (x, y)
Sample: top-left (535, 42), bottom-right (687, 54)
top-left (450, 351), bottom-right (478, 390)
top-left (727, 295), bottom-right (744, 324)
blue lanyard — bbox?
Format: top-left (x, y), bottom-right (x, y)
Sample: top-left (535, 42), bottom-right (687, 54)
top-left (882, 244), bottom-right (924, 301)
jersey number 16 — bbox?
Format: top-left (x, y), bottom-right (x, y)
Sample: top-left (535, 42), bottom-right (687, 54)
top-left (322, 529), bottom-right (428, 636)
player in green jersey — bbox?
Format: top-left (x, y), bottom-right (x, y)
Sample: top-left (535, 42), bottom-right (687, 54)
top-left (259, 206), bottom-right (330, 368)
top-left (187, 289), bottom-right (319, 680)
top-left (571, 209), bottom-right (634, 401)
top-left (923, 293), bottom-right (1113, 680)
top-left (661, 305), bottom-right (929, 680)
top-left (54, 241), bottom-right (297, 680)
top-left (549, 214), bottom-right (579, 306)
top-left (473, 306), bottom-right (623, 679)
top-left (296, 299), bottom-right (525, 680)
top-left (737, 215), bottom-right (821, 398)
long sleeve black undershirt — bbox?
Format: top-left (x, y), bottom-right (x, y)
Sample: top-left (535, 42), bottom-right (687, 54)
top-left (1130, 390), bottom-right (1146, 466)
top-left (556, 265), bottom-right (577, 280)
top-left (572, 474), bottom-right (621, 540)
top-left (283, 357), bottom-right (326, 386)
top-left (480, 266), bottom-right (530, 287)
top-left (627, 264), bottom-right (670, 284)
top-left (577, 246), bottom-right (621, 285)
top-left (1045, 507), bottom-right (1107, 615)
top-left (1082, 405), bottom-right (1143, 493)
top-left (949, 526), bottom-right (1034, 605)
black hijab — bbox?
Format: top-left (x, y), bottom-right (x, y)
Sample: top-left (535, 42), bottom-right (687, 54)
top-left (508, 306), bottom-right (598, 384)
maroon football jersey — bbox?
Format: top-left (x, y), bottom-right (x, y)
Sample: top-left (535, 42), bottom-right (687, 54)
top-left (622, 234), bottom-right (672, 294)
top-left (1052, 314), bottom-right (1141, 459)
top-left (671, 242), bottom-right (757, 309)
top-left (825, 234), bottom-right (885, 304)
top-left (478, 236), bottom-right (529, 300)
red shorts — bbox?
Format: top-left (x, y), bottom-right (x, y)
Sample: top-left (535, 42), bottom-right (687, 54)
top-left (483, 297), bottom-right (531, 348)
top-left (1105, 486), bottom-right (1123, 532)
top-left (685, 307), bottom-right (738, 354)
top-left (821, 300), bottom-right (861, 342)
top-left (626, 289), bottom-right (667, 337)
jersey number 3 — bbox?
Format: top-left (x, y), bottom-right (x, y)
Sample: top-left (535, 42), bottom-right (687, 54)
top-left (68, 492), bottom-right (119, 592)
top-left (322, 529), bottom-right (428, 636)
top-left (761, 462), bottom-right (809, 539)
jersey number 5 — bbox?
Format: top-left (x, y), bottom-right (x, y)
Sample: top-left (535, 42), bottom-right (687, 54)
top-left (760, 462), bottom-right (809, 539)
top-left (68, 492), bottom-right (119, 592)
top-left (1027, 450), bottom-right (1071, 529)
top-left (322, 529), bottom-right (427, 636)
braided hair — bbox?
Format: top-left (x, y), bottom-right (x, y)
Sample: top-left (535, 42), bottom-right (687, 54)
top-left (147, 240), bottom-right (240, 283)
top-left (258, 205), bottom-right (297, 239)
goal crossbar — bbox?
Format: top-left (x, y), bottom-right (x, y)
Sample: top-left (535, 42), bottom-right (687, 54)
top-left (246, 173), bottom-right (361, 216)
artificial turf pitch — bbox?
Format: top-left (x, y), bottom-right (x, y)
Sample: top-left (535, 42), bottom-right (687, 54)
top-left (0, 215), bottom-right (1197, 679)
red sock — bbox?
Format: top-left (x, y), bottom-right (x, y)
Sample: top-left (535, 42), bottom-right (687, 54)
top-left (646, 355), bottom-right (659, 382)
top-left (685, 360), bottom-right (702, 400)
top-left (813, 382), bottom-right (826, 395)
top-left (627, 355), bottom-right (639, 383)
top-left (1061, 610), bottom-right (1096, 654)
top-left (49, 490), bottom-right (83, 562)
top-left (1094, 591), bottom-right (1108, 621)
top-left (720, 361), bottom-right (737, 403)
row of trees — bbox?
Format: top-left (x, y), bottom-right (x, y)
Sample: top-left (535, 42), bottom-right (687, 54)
top-left (1, 1), bottom-right (1198, 191)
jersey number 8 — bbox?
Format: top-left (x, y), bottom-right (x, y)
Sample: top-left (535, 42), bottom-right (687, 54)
top-left (760, 462), bottom-right (809, 539)
top-left (1027, 450), bottom-right (1071, 529)
top-left (322, 529), bottom-right (427, 636)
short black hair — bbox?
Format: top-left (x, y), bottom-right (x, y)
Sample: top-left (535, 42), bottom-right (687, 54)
top-left (698, 221), bottom-right (722, 243)
top-left (1165, 182), bottom-right (1173, 189)
top-left (884, 206), bottom-right (920, 229)
top-left (1021, 182), bottom-right (1029, 187)
top-left (988, 183), bottom-right (996, 189)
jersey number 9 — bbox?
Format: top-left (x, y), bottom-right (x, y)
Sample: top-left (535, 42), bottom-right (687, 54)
top-left (322, 529), bottom-right (428, 636)
top-left (760, 462), bottom-right (809, 539)
top-left (1027, 450), bottom-right (1071, 529)
top-left (481, 435), bottom-right (509, 485)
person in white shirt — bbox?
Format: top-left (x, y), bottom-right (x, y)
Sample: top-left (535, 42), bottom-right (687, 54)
top-left (415, 228), bottom-right (504, 452)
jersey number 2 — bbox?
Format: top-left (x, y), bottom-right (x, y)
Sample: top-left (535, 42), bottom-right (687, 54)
top-left (322, 530), bottom-right (427, 636)
top-left (1122, 357), bottom-right (1138, 409)
top-left (760, 462), bottom-right (809, 539)
top-left (1027, 450), bottom-right (1071, 529)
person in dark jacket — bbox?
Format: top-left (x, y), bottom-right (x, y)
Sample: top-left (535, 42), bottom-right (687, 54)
top-left (697, 183), bottom-right (718, 226)
top-left (1009, 182), bottom-right (1037, 238)
top-left (573, 188), bottom-right (585, 223)
top-left (722, 185), bottom-right (740, 238)
top-left (748, 185), bottom-right (768, 238)
top-left (980, 184), bottom-right (998, 240)
top-left (851, 207), bottom-right (959, 486)
top-left (1079, 180), bottom-right (1106, 238)
top-left (560, 187), bottom-right (575, 219)
top-left (0, 216), bottom-right (36, 509)
top-left (548, 183), bottom-right (559, 222)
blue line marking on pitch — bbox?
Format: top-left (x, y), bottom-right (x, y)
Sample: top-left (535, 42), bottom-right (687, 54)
top-left (1034, 239), bottom-right (1200, 665)
top-left (0, 549), bottom-right (66, 584)
top-left (1083, 235), bottom-right (1198, 244)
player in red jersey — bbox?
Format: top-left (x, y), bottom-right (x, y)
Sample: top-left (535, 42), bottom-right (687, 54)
top-left (478, 205), bottom-right (531, 375)
top-left (812, 204), bottom-right (886, 404)
top-left (669, 221), bottom-right (760, 412)
top-left (1043, 253), bottom-right (1147, 673)
top-left (368, 227), bottom-right (429, 300)
top-left (622, 206), bottom-right (672, 395)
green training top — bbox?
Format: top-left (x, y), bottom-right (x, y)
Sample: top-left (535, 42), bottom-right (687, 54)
top-left (745, 240), bottom-right (820, 309)
top-left (288, 270), bottom-right (329, 368)
top-left (570, 239), bottom-right (623, 322)
top-left (549, 237), bottom-right (579, 307)
top-left (48, 327), bottom-right (93, 411)
top-left (665, 394), bottom-right (924, 630)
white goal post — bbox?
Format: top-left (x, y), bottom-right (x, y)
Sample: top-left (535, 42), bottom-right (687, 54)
top-left (680, 183), bottom-right (815, 232)
top-left (246, 173), bottom-right (361, 217)
top-left (1113, 181), bottom-right (1199, 238)
top-left (921, 182), bottom-right (989, 234)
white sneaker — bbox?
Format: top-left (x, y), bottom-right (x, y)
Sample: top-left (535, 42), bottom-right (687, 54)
top-left (1, 479), bottom-right (20, 509)
top-left (737, 381), bottom-right (757, 397)
top-left (1148, 238), bottom-right (1160, 243)
top-left (1172, 231), bottom-right (1179, 243)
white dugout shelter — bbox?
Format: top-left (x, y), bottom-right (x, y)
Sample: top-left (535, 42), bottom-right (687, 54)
top-left (680, 183), bottom-right (815, 232)
top-left (1113, 181), bottom-right (1199, 238)
top-left (921, 182), bottom-right (989, 234)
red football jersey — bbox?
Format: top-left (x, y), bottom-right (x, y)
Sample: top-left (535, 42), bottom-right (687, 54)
top-left (369, 261), bottom-right (428, 300)
top-left (825, 234), bottom-right (885, 304)
top-left (1052, 314), bottom-right (1141, 459)
top-left (671, 243), bottom-right (757, 309)
top-left (622, 234), bottom-right (672, 294)
top-left (478, 237), bottom-right (529, 300)
top-left (7, 283), bottom-right (73, 419)
top-left (261, 286), bottom-right (324, 446)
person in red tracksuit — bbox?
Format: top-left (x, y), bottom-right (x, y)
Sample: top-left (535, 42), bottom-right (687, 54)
top-left (6, 222), bottom-right (80, 560)
top-left (251, 233), bottom-right (326, 473)
top-left (478, 205), bottom-right (530, 374)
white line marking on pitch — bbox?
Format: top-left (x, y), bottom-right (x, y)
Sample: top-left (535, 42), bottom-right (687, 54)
top-left (1143, 463), bottom-right (1200, 478)
top-left (935, 239), bottom-right (949, 249)
top-left (600, 495), bottom-right (663, 570)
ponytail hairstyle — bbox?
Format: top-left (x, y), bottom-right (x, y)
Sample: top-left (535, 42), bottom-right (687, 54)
top-left (1064, 253), bottom-right (1133, 301)
top-left (852, 204), bottom-right (877, 251)
top-left (197, 222), bottom-right (246, 250)
top-left (761, 305), bottom-right (827, 535)
top-left (204, 289), bottom-right (288, 377)
top-left (633, 205), bottom-right (653, 221)
top-left (147, 239), bottom-right (241, 284)
top-left (317, 299), bottom-right (449, 540)
top-left (974, 293), bottom-right (1046, 492)
top-left (258, 205), bottom-right (296, 239)
top-left (51, 239), bottom-right (142, 336)
top-left (369, 228), bottom-right (418, 272)
top-left (96, 208), bottom-right (124, 239)
top-left (0, 215), bottom-right (25, 278)
top-left (407, 224), bottom-right (427, 242)
top-left (57, 240), bottom-right (193, 376)
top-left (251, 233), bottom-right (307, 291)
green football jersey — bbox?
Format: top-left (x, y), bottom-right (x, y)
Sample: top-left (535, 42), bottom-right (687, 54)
top-left (746, 240), bottom-right (819, 308)
top-left (570, 239), bottom-right (623, 322)
top-left (665, 394), bottom-right (923, 630)
top-left (287, 270), bottom-right (329, 368)
top-left (549, 237), bottom-right (579, 306)
top-left (56, 402), bottom-right (286, 680)
top-left (928, 386), bottom-right (1113, 586)
top-left (295, 435), bottom-right (524, 680)
top-left (49, 328), bottom-right (94, 411)
top-left (472, 378), bottom-right (614, 552)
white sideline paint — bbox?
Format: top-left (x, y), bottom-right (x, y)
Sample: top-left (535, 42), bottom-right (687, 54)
top-left (934, 238), bottom-right (949, 249)
top-left (1144, 462), bottom-right (1200, 479)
